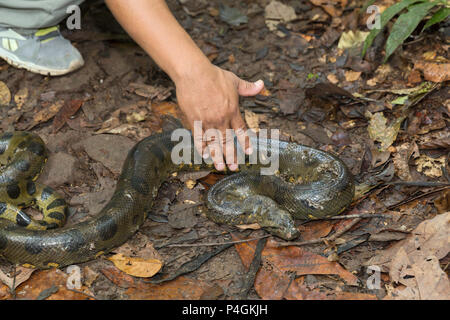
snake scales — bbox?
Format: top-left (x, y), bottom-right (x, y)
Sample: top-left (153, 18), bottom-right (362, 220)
top-left (0, 128), bottom-right (354, 269)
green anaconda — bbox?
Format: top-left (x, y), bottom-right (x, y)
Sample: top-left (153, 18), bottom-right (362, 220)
top-left (0, 129), bottom-right (354, 269)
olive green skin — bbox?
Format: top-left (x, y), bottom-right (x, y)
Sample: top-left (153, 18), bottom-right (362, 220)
top-left (0, 130), bottom-right (354, 269)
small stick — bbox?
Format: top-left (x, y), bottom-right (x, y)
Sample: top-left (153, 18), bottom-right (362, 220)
top-left (387, 186), bottom-right (449, 210)
top-left (316, 213), bottom-right (389, 220)
top-left (165, 234), bottom-right (270, 248)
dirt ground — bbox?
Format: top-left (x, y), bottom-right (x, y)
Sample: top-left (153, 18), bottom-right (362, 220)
top-left (0, 0), bottom-right (449, 300)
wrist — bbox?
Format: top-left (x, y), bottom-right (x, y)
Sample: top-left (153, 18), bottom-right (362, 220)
top-left (170, 54), bottom-right (214, 85)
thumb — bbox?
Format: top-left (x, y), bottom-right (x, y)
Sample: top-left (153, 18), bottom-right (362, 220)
top-left (237, 79), bottom-right (264, 97)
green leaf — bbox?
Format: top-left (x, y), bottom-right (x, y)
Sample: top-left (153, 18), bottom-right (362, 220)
top-left (384, 2), bottom-right (437, 62)
top-left (361, 0), bottom-right (426, 57)
top-left (422, 7), bottom-right (450, 31)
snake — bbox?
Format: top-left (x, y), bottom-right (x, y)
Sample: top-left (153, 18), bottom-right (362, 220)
top-left (0, 127), bottom-right (354, 269)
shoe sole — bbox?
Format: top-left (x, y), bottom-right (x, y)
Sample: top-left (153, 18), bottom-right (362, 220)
top-left (0, 47), bottom-right (84, 76)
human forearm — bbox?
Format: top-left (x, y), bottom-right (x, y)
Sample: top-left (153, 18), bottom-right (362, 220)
top-left (105, 0), bottom-right (264, 171)
top-left (105, 0), bottom-right (210, 83)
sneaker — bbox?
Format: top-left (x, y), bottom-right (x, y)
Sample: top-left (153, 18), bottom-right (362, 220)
top-left (0, 26), bottom-right (84, 76)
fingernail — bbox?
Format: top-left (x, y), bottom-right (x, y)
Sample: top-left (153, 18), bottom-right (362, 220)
top-left (216, 163), bottom-right (225, 171)
top-left (202, 152), bottom-right (209, 159)
top-left (255, 80), bottom-right (264, 86)
top-left (245, 147), bottom-right (253, 155)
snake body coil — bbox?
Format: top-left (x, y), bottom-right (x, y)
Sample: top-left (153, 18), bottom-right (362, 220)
top-left (0, 129), bottom-right (354, 269)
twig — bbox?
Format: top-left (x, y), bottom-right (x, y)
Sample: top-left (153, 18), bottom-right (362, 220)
top-left (384, 181), bottom-right (450, 187)
top-left (236, 237), bottom-right (267, 300)
top-left (387, 186), bottom-right (449, 210)
top-left (316, 213), bottom-right (389, 220)
top-left (275, 218), bottom-right (362, 247)
top-left (165, 234), bottom-right (271, 248)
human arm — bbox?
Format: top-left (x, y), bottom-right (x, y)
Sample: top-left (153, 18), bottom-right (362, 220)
top-left (105, 0), bottom-right (264, 171)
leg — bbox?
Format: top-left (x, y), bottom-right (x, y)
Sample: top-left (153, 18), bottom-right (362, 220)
top-left (0, 0), bottom-right (85, 75)
top-left (0, 0), bottom-right (84, 29)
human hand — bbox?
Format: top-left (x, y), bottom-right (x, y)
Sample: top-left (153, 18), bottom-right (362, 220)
top-left (175, 63), bottom-right (264, 171)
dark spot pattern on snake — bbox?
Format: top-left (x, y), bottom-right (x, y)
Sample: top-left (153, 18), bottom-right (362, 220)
top-left (48, 211), bottom-right (65, 221)
top-left (40, 187), bottom-right (54, 201)
top-left (46, 199), bottom-right (66, 211)
top-left (26, 181), bottom-right (36, 196)
top-left (28, 141), bottom-right (45, 156)
top-left (6, 184), bottom-right (20, 199)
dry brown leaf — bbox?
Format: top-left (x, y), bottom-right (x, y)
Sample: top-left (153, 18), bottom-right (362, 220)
top-left (265, 1), bottom-right (297, 31)
top-left (28, 100), bottom-right (64, 129)
top-left (125, 276), bottom-right (214, 299)
top-left (185, 179), bottom-right (196, 189)
top-left (0, 266), bottom-right (35, 290)
top-left (414, 61), bottom-right (450, 83)
top-left (365, 212), bottom-right (450, 271)
top-left (0, 80), bottom-right (11, 105)
top-left (327, 73), bottom-right (339, 84)
top-left (14, 269), bottom-right (94, 300)
top-left (417, 130), bottom-right (450, 149)
top-left (128, 83), bottom-right (172, 101)
top-left (309, 0), bottom-right (348, 17)
top-left (367, 112), bottom-right (404, 151)
top-left (344, 70), bottom-right (361, 82)
top-left (82, 266), bottom-right (99, 287)
top-left (434, 189), bottom-right (450, 214)
top-left (392, 142), bottom-right (419, 181)
top-left (233, 236), bottom-right (359, 299)
top-left (415, 154), bottom-right (445, 178)
top-left (296, 220), bottom-right (334, 241)
top-left (52, 99), bottom-right (84, 133)
top-left (108, 253), bottom-right (163, 278)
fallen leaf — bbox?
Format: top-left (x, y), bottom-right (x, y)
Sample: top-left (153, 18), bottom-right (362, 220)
top-left (53, 99), bottom-right (84, 133)
top-left (127, 83), bottom-right (172, 101)
top-left (0, 266), bottom-right (35, 291)
top-left (14, 269), bottom-right (94, 300)
top-left (27, 100), bottom-right (64, 130)
top-left (392, 142), bottom-right (419, 181)
top-left (344, 70), bottom-right (362, 82)
top-left (367, 112), bottom-right (405, 151)
top-left (327, 73), bottom-right (339, 84)
top-left (265, 0), bottom-right (297, 31)
top-left (309, 0), bottom-right (348, 17)
top-left (219, 4), bottom-right (248, 26)
top-left (0, 81), bottom-right (11, 105)
top-left (365, 212), bottom-right (450, 271)
top-left (297, 220), bottom-right (334, 241)
top-left (434, 189), bottom-right (450, 214)
top-left (83, 266), bottom-right (99, 287)
top-left (337, 30), bottom-right (369, 50)
top-left (125, 276), bottom-right (214, 299)
top-left (185, 179), bottom-right (196, 189)
top-left (414, 61), bottom-right (450, 83)
top-left (108, 253), bottom-right (163, 278)
top-left (14, 87), bottom-right (28, 109)
top-left (233, 236), bottom-right (359, 300)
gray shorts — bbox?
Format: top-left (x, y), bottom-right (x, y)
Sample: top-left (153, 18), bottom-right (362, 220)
top-left (0, 0), bottom-right (84, 29)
